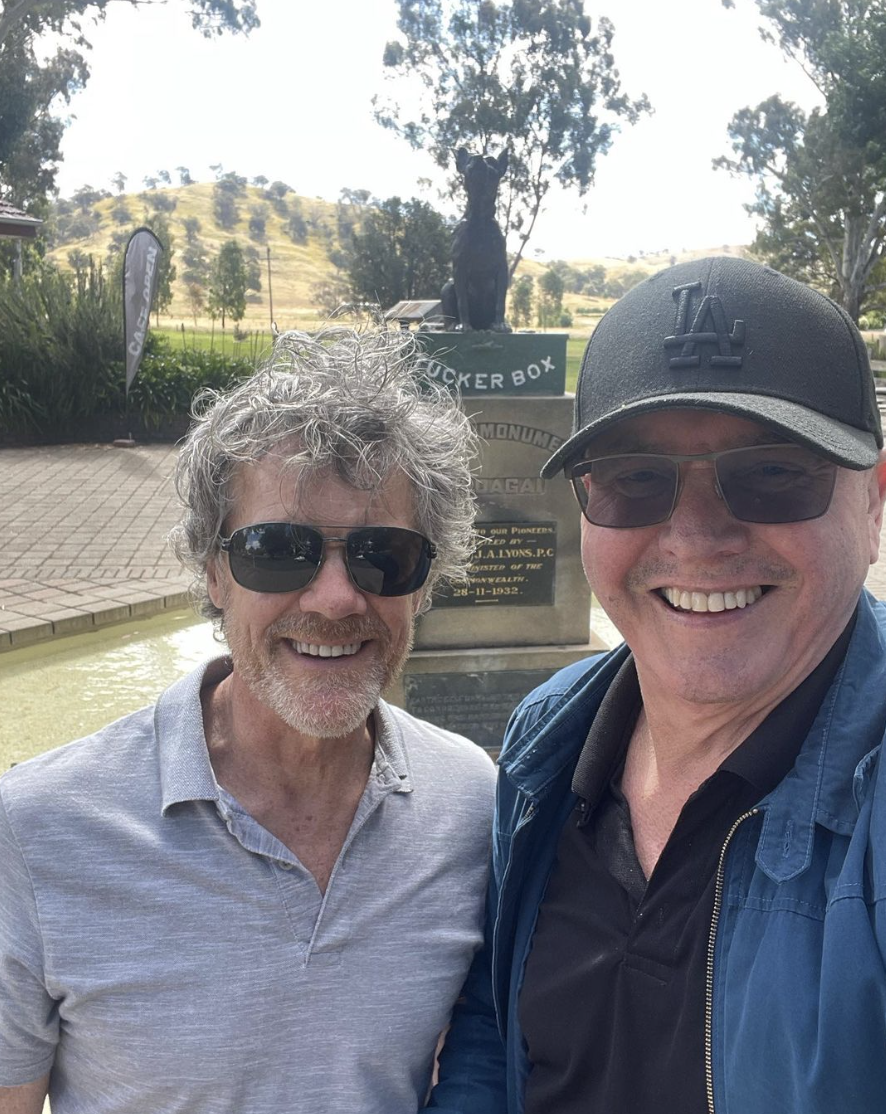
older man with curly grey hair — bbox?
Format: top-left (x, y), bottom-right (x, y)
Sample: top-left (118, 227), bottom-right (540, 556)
top-left (0, 328), bottom-right (496, 1114)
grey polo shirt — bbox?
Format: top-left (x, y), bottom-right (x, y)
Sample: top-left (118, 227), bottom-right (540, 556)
top-left (0, 657), bottom-right (496, 1112)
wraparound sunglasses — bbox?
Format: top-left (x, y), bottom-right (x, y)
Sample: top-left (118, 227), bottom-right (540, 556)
top-left (569, 443), bottom-right (838, 528)
top-left (218, 522), bottom-right (436, 597)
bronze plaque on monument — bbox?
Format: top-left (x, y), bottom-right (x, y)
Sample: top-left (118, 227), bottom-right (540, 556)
top-left (415, 392), bottom-right (590, 650)
top-left (438, 521), bottom-right (557, 608)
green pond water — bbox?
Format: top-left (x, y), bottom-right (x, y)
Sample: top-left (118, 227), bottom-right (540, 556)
top-left (1, 610), bottom-right (219, 770)
top-left (2, 603), bottom-right (620, 773)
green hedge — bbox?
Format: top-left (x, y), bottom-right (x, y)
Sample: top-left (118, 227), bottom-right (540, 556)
top-left (0, 262), bottom-right (255, 440)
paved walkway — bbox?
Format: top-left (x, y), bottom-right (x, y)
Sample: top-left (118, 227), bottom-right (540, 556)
top-left (0, 444), bottom-right (190, 650)
top-left (1, 441), bottom-right (886, 651)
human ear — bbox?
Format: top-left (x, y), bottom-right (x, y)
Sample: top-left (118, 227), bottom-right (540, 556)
top-left (866, 452), bottom-right (886, 564)
top-left (206, 553), bottom-right (228, 611)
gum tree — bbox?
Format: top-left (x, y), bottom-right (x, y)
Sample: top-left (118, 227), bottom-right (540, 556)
top-left (374, 0), bottom-right (650, 278)
top-left (0, 0), bottom-right (257, 211)
top-left (715, 0), bottom-right (886, 321)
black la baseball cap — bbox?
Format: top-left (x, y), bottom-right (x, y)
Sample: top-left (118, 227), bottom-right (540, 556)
top-left (541, 256), bottom-right (883, 478)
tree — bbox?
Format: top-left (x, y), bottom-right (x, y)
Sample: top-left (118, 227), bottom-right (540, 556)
top-left (212, 170), bottom-right (246, 229)
top-left (509, 273), bottom-right (534, 327)
top-left (284, 203), bottom-right (309, 245)
top-left (603, 266), bottom-right (647, 298)
top-left (208, 239), bottom-right (247, 327)
top-left (148, 215), bottom-right (176, 319)
top-left (182, 238), bottom-right (210, 287)
top-left (176, 166), bottom-right (193, 186)
top-left (248, 204), bottom-right (268, 241)
top-left (111, 170), bottom-right (126, 194)
top-left (583, 262), bottom-right (607, 295)
top-left (715, 0), bottom-right (886, 321)
top-left (374, 0), bottom-right (650, 277)
top-left (310, 275), bottom-right (352, 318)
top-left (343, 196), bottom-right (451, 308)
top-left (110, 200), bottom-right (131, 225)
top-left (186, 281), bottom-right (206, 325)
top-left (0, 1), bottom-right (256, 209)
top-left (0, 26), bottom-right (86, 209)
top-left (537, 267), bottom-right (564, 327)
top-left (71, 183), bottom-right (107, 211)
top-left (213, 190), bottom-right (239, 230)
top-left (242, 244), bottom-right (262, 295)
top-left (144, 191), bottom-right (176, 213)
top-left (266, 180), bottom-right (292, 196)
top-left (0, 1), bottom-right (259, 48)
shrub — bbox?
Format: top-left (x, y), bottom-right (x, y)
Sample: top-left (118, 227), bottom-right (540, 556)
top-left (0, 260), bottom-right (124, 433)
top-left (0, 262), bottom-right (254, 438)
top-left (131, 346), bottom-right (252, 428)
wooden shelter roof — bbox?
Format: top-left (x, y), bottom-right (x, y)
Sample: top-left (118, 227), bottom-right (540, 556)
top-left (0, 200), bottom-right (42, 239)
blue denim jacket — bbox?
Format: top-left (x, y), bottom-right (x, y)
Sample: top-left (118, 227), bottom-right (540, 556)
top-left (429, 591), bottom-right (886, 1114)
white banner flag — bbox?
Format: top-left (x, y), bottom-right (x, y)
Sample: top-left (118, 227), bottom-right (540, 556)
top-left (123, 227), bottom-right (163, 396)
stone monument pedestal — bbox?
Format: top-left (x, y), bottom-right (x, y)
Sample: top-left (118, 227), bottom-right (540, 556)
top-left (381, 332), bottom-right (611, 755)
top-left (385, 639), bottom-right (606, 754)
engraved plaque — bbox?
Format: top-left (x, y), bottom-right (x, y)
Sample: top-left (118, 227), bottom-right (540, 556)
top-left (436, 521), bottom-right (557, 608)
top-left (416, 395), bottom-right (590, 650)
top-left (403, 669), bottom-right (556, 751)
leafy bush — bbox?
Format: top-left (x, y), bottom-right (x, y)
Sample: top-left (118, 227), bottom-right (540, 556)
top-left (0, 260), bottom-right (124, 432)
top-left (0, 261), bottom-right (254, 438)
top-left (131, 346), bottom-right (252, 428)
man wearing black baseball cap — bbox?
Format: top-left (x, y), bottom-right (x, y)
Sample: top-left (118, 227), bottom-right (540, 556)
top-left (429, 256), bottom-right (886, 1114)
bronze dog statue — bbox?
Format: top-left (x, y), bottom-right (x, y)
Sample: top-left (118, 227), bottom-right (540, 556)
top-left (441, 148), bottom-right (511, 332)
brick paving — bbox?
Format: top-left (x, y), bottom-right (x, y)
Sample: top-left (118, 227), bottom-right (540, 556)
top-left (0, 444), bottom-right (190, 650)
top-left (0, 440), bottom-right (885, 653)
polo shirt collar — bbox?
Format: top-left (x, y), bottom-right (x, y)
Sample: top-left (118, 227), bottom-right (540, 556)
top-left (157, 656), bottom-right (230, 813)
top-left (372, 701), bottom-right (414, 793)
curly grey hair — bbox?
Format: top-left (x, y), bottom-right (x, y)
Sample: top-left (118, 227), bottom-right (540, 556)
top-left (170, 326), bottom-right (479, 623)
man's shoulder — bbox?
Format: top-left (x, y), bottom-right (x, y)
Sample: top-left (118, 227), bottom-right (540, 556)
top-left (514, 648), bottom-right (624, 721)
top-left (0, 702), bottom-right (157, 807)
top-left (0, 658), bottom-right (219, 826)
top-left (498, 645), bottom-right (629, 772)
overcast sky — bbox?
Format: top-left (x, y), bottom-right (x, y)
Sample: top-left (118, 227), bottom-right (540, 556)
top-left (52, 0), bottom-right (822, 259)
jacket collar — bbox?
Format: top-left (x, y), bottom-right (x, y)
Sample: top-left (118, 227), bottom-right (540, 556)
top-left (754, 590), bottom-right (886, 881)
top-left (499, 643), bottom-right (631, 799)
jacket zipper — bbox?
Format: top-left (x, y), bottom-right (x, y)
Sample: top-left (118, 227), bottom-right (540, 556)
top-left (705, 808), bottom-right (759, 1114)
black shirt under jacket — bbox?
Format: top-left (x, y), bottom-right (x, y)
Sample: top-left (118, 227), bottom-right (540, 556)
top-left (519, 613), bottom-right (856, 1114)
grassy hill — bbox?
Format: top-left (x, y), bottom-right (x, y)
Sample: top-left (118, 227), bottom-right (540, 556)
top-left (45, 180), bottom-right (747, 335)
top-left (47, 181), bottom-right (343, 331)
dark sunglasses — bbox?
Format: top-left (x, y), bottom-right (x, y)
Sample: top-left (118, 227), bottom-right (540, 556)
top-left (569, 443), bottom-right (838, 529)
top-left (218, 522), bottom-right (437, 597)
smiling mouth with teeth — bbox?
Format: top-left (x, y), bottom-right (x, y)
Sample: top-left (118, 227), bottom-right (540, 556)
top-left (291, 640), bottom-right (363, 658)
top-left (659, 587), bottom-right (767, 613)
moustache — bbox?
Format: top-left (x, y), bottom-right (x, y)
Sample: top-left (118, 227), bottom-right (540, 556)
top-left (266, 615), bottom-right (391, 645)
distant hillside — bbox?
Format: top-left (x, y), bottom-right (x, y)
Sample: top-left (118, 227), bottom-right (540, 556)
top-left (46, 181), bottom-right (343, 330)
top-left (44, 180), bottom-right (747, 333)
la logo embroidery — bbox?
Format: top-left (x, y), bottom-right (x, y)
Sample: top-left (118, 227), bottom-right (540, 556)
top-left (664, 280), bottom-right (745, 370)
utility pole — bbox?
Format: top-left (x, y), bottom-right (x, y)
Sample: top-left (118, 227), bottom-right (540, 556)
top-left (266, 245), bottom-right (274, 332)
